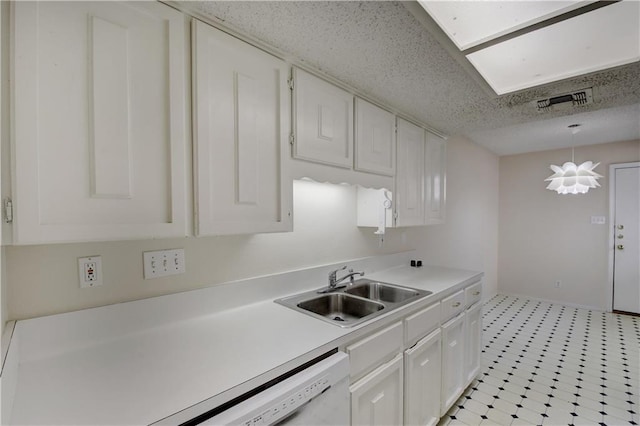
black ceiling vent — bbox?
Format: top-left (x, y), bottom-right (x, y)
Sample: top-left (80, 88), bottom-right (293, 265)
top-left (536, 88), bottom-right (593, 111)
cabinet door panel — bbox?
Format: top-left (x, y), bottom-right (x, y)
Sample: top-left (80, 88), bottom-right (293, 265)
top-left (424, 132), bottom-right (446, 224)
top-left (192, 20), bottom-right (292, 235)
top-left (405, 329), bottom-right (442, 426)
top-left (355, 98), bottom-right (395, 176)
top-left (293, 68), bottom-right (353, 168)
top-left (441, 312), bottom-right (466, 415)
top-left (465, 302), bottom-right (483, 385)
top-left (351, 354), bottom-right (403, 426)
top-left (12, 1), bottom-right (187, 243)
top-left (395, 118), bottom-right (425, 227)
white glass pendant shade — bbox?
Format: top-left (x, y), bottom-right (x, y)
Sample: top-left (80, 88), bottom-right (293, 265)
top-left (545, 161), bottom-right (603, 194)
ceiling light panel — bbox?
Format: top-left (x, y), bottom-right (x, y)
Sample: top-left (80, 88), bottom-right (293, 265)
top-left (418, 0), bottom-right (587, 50)
top-left (466, 1), bottom-right (640, 95)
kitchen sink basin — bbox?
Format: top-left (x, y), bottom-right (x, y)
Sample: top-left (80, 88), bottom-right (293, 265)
top-left (275, 278), bottom-right (432, 327)
top-left (344, 281), bottom-right (430, 303)
top-left (297, 294), bottom-right (384, 324)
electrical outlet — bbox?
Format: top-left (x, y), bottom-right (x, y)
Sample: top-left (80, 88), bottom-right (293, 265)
top-left (143, 249), bottom-right (185, 279)
top-left (555, 280), bottom-right (561, 288)
top-left (78, 256), bottom-right (103, 288)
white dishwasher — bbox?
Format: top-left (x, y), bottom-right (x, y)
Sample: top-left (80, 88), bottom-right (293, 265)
top-left (166, 351), bottom-right (350, 426)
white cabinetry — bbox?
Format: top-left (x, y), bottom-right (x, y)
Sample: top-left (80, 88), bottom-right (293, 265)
top-left (440, 312), bottom-right (466, 416)
top-left (351, 353), bottom-right (404, 426)
top-left (192, 20), bottom-right (292, 236)
top-left (355, 98), bottom-right (396, 176)
top-left (464, 302), bottom-right (483, 384)
top-left (292, 68), bottom-right (353, 168)
top-left (404, 329), bottom-right (442, 426)
top-left (10, 1), bottom-right (188, 244)
top-left (424, 132), bottom-right (446, 225)
top-left (395, 118), bottom-right (425, 227)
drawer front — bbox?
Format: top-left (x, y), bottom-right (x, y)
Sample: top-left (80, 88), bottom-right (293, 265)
top-left (404, 302), bottom-right (440, 348)
top-left (347, 321), bottom-right (403, 380)
top-left (465, 281), bottom-right (482, 307)
top-left (440, 290), bottom-right (465, 322)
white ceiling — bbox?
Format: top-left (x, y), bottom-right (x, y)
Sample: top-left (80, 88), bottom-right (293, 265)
top-left (179, 1), bottom-right (640, 156)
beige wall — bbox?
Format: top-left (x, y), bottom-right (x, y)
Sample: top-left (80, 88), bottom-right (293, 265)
top-left (499, 139), bottom-right (640, 310)
top-left (5, 136), bottom-right (500, 321)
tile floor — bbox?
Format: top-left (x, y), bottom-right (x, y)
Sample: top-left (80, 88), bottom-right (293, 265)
top-left (439, 295), bottom-right (640, 426)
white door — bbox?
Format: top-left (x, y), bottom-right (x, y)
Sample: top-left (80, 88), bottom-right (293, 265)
top-left (395, 118), bottom-right (425, 227)
top-left (404, 329), bottom-right (442, 426)
top-left (354, 98), bottom-right (396, 176)
top-left (440, 312), bottom-right (465, 416)
top-left (293, 68), bottom-right (353, 168)
top-left (464, 302), bottom-right (482, 385)
top-left (424, 132), bottom-right (446, 225)
top-left (192, 20), bottom-right (292, 236)
top-left (11, 1), bottom-right (188, 244)
top-left (612, 163), bottom-right (640, 314)
top-left (350, 354), bottom-right (403, 426)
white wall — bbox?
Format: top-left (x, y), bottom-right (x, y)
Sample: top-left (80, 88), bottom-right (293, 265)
top-left (4, 136), bottom-right (500, 321)
top-left (498, 139), bottom-right (640, 310)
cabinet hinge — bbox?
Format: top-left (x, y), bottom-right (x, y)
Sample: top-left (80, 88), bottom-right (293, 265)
top-left (289, 133), bottom-right (295, 146)
top-left (287, 77), bottom-right (294, 91)
top-left (3, 198), bottom-right (13, 224)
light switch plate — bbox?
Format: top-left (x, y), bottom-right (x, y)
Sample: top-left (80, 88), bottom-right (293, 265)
top-left (143, 249), bottom-right (185, 279)
top-left (591, 216), bottom-right (606, 225)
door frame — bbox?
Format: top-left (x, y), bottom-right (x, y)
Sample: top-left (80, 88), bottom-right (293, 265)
top-left (607, 161), bottom-right (640, 312)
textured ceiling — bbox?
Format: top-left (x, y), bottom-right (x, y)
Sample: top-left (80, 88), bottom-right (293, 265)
top-left (181, 1), bottom-right (640, 156)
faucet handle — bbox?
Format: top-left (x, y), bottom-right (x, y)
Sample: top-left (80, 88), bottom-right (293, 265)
top-left (329, 265), bottom-right (347, 284)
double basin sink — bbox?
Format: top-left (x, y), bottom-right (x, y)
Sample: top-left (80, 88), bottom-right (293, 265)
top-left (275, 279), bottom-right (432, 328)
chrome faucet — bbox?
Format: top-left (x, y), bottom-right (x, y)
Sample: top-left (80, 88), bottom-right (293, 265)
top-left (319, 266), bottom-right (365, 293)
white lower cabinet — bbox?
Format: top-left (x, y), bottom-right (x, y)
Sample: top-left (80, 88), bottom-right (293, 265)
top-left (464, 302), bottom-right (483, 384)
top-left (404, 328), bottom-right (442, 426)
top-left (440, 312), bottom-right (466, 416)
top-left (350, 353), bottom-right (404, 426)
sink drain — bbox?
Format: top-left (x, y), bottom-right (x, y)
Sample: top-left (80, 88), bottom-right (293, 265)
top-left (333, 316), bottom-right (345, 322)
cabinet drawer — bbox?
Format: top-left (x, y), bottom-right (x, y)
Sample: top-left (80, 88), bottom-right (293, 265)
top-left (347, 321), bottom-right (403, 380)
top-left (404, 302), bottom-right (440, 348)
top-left (465, 282), bottom-right (482, 307)
top-left (440, 290), bottom-right (465, 322)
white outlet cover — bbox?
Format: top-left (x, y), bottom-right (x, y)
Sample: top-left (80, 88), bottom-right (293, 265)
top-left (143, 249), bottom-right (186, 279)
top-left (78, 256), bottom-right (103, 288)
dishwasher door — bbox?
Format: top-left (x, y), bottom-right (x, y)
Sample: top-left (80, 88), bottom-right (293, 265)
top-left (201, 352), bottom-right (350, 426)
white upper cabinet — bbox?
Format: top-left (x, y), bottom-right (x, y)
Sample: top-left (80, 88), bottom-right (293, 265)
top-left (355, 98), bottom-right (396, 176)
top-left (10, 1), bottom-right (188, 244)
top-left (292, 68), bottom-right (353, 168)
top-left (425, 132), bottom-right (447, 225)
top-left (192, 21), bottom-right (292, 236)
top-left (395, 118), bottom-right (425, 227)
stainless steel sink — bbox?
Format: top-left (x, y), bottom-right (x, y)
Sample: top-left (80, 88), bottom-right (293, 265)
top-left (344, 281), bottom-right (428, 303)
top-left (297, 294), bottom-right (384, 324)
top-left (275, 278), bottom-right (432, 327)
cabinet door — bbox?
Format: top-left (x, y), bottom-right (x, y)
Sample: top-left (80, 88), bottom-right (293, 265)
top-left (192, 20), bottom-right (292, 236)
top-left (293, 68), bottom-right (353, 168)
top-left (351, 353), bottom-right (403, 426)
top-left (355, 98), bottom-right (395, 176)
top-left (424, 132), bottom-right (446, 225)
top-left (11, 2), bottom-right (188, 244)
top-left (395, 118), bottom-right (425, 227)
top-left (464, 302), bottom-right (483, 385)
top-left (404, 329), bottom-right (442, 426)
top-left (440, 312), bottom-right (466, 416)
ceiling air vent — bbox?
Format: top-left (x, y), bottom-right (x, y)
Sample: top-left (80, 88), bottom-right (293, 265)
top-left (535, 88), bottom-right (593, 112)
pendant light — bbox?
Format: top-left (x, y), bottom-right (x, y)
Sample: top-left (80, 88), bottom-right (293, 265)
top-left (545, 124), bottom-right (603, 195)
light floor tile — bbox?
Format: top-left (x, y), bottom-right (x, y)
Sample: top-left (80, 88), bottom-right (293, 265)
top-left (450, 295), bottom-right (639, 426)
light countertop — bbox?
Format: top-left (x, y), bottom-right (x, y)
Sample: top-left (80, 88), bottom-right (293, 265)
top-left (4, 255), bottom-right (482, 425)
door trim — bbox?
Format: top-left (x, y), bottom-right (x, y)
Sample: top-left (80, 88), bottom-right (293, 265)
top-left (607, 162), bottom-right (640, 312)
